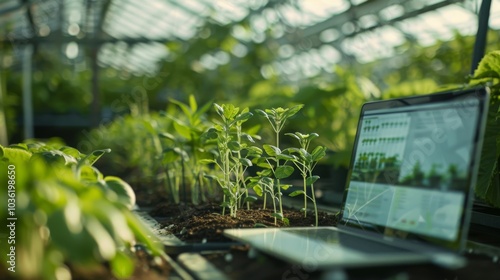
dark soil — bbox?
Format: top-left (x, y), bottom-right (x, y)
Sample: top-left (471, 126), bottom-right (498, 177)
top-left (150, 202), bottom-right (339, 243)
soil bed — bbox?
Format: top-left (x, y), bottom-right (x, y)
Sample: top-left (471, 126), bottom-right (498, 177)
top-left (150, 202), bottom-right (339, 243)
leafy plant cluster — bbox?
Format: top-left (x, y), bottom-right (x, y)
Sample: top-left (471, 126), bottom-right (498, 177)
top-left (201, 104), bottom-right (326, 226)
top-left (469, 50), bottom-right (500, 207)
top-left (92, 100), bottom-right (220, 206)
top-left (91, 95), bottom-right (328, 225)
top-left (0, 140), bottom-right (163, 279)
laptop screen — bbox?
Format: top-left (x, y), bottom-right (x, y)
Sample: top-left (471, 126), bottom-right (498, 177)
top-left (340, 87), bottom-right (489, 250)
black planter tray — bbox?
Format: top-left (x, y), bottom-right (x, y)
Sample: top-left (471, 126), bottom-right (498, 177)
top-left (133, 209), bottom-right (195, 280)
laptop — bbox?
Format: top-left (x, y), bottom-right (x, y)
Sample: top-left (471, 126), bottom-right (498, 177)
top-left (224, 86), bottom-right (490, 269)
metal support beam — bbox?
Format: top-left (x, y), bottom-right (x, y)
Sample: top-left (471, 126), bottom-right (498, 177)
top-left (22, 44), bottom-right (34, 139)
top-left (0, 71), bottom-right (8, 145)
top-left (0, 0), bottom-right (33, 16)
top-left (470, 0), bottom-right (492, 74)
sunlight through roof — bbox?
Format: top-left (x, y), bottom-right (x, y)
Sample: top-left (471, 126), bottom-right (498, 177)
top-left (1, 0), bottom-right (499, 81)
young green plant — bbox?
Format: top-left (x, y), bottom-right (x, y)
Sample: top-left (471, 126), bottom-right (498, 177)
top-left (285, 132), bottom-right (326, 226)
top-left (256, 105), bottom-right (303, 221)
top-left (202, 103), bottom-right (256, 217)
top-left (164, 95), bottom-right (213, 204)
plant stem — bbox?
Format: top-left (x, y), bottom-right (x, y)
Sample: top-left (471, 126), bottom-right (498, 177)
top-left (222, 194), bottom-right (226, 216)
top-left (181, 156), bottom-right (186, 203)
top-left (272, 193), bottom-right (277, 225)
top-left (309, 170), bottom-right (318, 227)
top-left (276, 130), bottom-right (284, 217)
top-left (303, 175), bottom-right (307, 217)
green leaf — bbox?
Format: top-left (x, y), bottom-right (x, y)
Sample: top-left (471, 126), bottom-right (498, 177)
top-left (263, 144), bottom-right (280, 156)
top-left (36, 150), bottom-right (77, 166)
top-left (311, 146), bottom-right (327, 162)
top-left (228, 141), bottom-right (241, 151)
top-left (194, 99), bottom-right (214, 120)
top-left (271, 212), bottom-right (284, 220)
top-left (306, 175), bottom-right (320, 186)
top-left (256, 161), bottom-right (273, 169)
top-left (169, 98), bottom-right (192, 119)
top-left (199, 159), bottom-right (216, 165)
top-left (80, 165), bottom-right (103, 182)
top-left (255, 109), bottom-right (268, 118)
top-left (47, 209), bottom-right (96, 263)
top-left (285, 132), bottom-right (301, 142)
top-left (252, 185), bottom-right (263, 196)
top-left (277, 154), bottom-right (296, 161)
top-left (80, 149), bottom-right (111, 166)
top-left (243, 196), bottom-right (258, 203)
top-left (204, 174), bottom-right (219, 180)
top-left (289, 190), bottom-right (305, 197)
top-left (235, 112), bottom-right (253, 123)
top-left (280, 184), bottom-right (292, 190)
top-left (142, 120), bottom-right (158, 135)
top-left (260, 177), bottom-right (274, 186)
top-left (111, 251), bottom-right (135, 279)
top-left (299, 148), bottom-right (309, 160)
top-left (162, 148), bottom-right (180, 164)
top-left (256, 169), bottom-right (272, 177)
top-left (284, 104), bottom-right (304, 118)
top-left (205, 128), bottom-right (219, 139)
top-left (245, 146), bottom-right (263, 156)
top-left (475, 100), bottom-right (500, 206)
top-left (173, 121), bottom-right (192, 140)
top-left (104, 176), bottom-right (137, 210)
top-left (472, 51), bottom-right (500, 80)
top-left (275, 165), bottom-right (294, 179)
top-left (239, 158), bottom-right (252, 167)
top-left (223, 104), bottom-right (239, 120)
top-left (0, 146), bottom-right (32, 163)
top-left (59, 146), bottom-right (82, 159)
top-left (284, 147), bottom-right (302, 154)
top-left (85, 216), bottom-right (117, 260)
top-left (246, 124), bottom-right (262, 136)
top-left (159, 132), bottom-right (175, 140)
top-left (9, 143), bottom-right (29, 151)
top-left (214, 103), bottom-right (224, 117)
top-left (241, 133), bottom-right (255, 143)
top-left (189, 94), bottom-right (198, 112)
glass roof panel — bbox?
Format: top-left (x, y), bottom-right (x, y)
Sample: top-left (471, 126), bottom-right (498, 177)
top-left (1, 0), bottom-right (500, 81)
top-left (488, 0), bottom-right (500, 29)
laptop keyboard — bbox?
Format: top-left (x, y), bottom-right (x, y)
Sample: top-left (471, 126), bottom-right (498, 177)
top-left (285, 228), bottom-right (411, 254)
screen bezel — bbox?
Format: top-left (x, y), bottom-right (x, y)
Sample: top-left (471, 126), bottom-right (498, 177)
top-left (338, 86), bottom-right (490, 252)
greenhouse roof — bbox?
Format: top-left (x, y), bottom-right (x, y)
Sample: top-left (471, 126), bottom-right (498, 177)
top-left (1, 0), bottom-right (500, 79)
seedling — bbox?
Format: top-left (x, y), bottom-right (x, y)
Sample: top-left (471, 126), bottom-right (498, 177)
top-left (163, 95), bottom-right (213, 204)
top-left (285, 132), bottom-right (326, 226)
top-left (202, 103), bottom-right (257, 217)
top-left (256, 105), bottom-right (303, 222)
